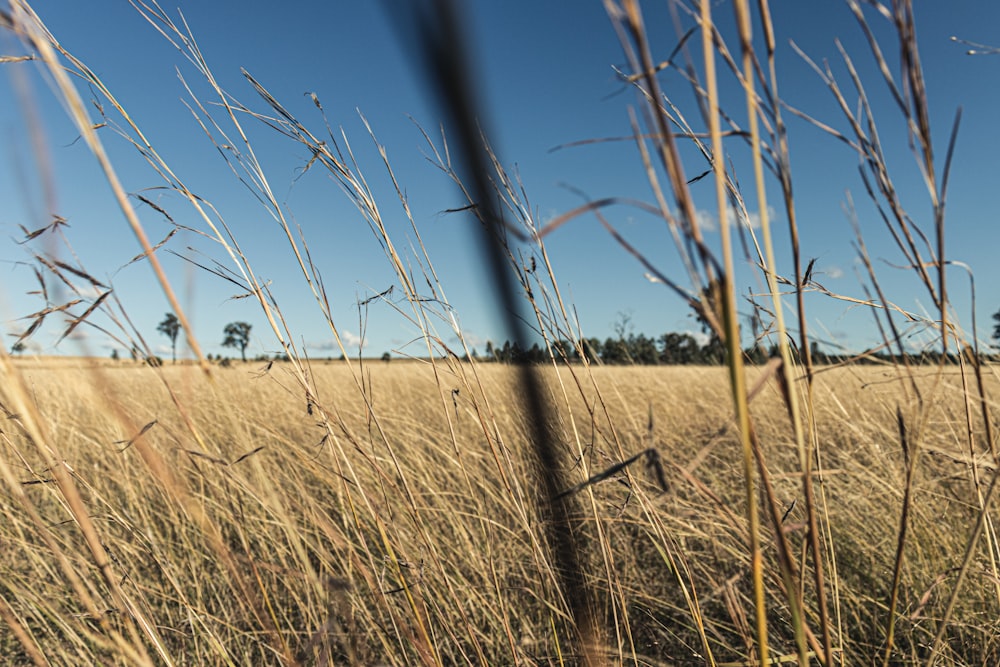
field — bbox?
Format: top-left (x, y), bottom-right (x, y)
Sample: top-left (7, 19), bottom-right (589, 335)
top-left (2, 357), bottom-right (999, 665)
top-left (4, 0), bottom-right (998, 664)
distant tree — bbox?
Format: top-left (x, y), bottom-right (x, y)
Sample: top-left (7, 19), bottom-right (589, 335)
top-left (110, 349), bottom-right (119, 361)
top-left (157, 313), bottom-right (181, 364)
top-left (612, 310), bottom-right (634, 341)
top-left (602, 336), bottom-right (628, 364)
top-left (222, 322), bottom-right (252, 362)
top-left (659, 332), bottom-right (699, 365)
top-left (381, 352), bottom-right (391, 362)
top-left (11, 340), bottom-right (26, 355)
top-left (550, 339), bottom-right (575, 362)
top-left (809, 340), bottom-right (828, 365)
top-left (609, 312), bottom-right (636, 363)
top-left (744, 343), bottom-right (767, 365)
top-left (630, 333), bottom-right (659, 365)
top-left (580, 337), bottom-right (602, 363)
top-left (527, 342), bottom-right (545, 363)
top-left (700, 333), bottom-right (727, 365)
top-left (993, 308), bottom-right (1000, 345)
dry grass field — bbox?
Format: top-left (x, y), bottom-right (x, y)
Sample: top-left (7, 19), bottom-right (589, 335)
top-left (2, 357), bottom-right (999, 665)
top-left (4, 0), bottom-right (998, 664)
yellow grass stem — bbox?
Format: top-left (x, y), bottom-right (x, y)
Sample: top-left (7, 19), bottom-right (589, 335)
top-left (699, 1), bottom-right (767, 663)
top-left (731, 1), bottom-right (819, 664)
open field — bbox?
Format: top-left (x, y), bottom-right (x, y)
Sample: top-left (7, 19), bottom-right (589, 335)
top-left (4, 0), bottom-right (997, 664)
top-left (2, 358), bottom-right (999, 665)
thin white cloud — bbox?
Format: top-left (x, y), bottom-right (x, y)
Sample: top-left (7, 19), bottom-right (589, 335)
top-left (73, 284), bottom-right (107, 300)
top-left (824, 265), bottom-right (844, 280)
top-left (306, 332), bottom-right (367, 352)
top-left (455, 331), bottom-right (487, 350)
top-left (694, 208), bottom-right (717, 232)
top-left (341, 331), bottom-right (367, 349)
top-left (692, 204), bottom-right (773, 232)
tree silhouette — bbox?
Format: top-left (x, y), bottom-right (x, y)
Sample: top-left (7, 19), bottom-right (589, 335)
top-left (222, 322), bottom-right (252, 362)
top-left (157, 313), bottom-right (181, 363)
top-left (11, 341), bottom-right (26, 356)
top-left (580, 337), bottom-right (602, 363)
top-left (658, 332), bottom-right (699, 364)
top-left (993, 308), bottom-right (1000, 345)
top-left (630, 333), bottom-right (658, 365)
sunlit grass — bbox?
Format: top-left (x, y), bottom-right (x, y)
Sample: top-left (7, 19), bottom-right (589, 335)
top-left (1, 360), bottom-right (997, 664)
top-left (3, 0), bottom-right (1000, 664)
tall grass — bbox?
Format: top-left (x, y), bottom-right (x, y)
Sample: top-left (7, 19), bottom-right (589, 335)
top-left (2, 0), bottom-right (999, 665)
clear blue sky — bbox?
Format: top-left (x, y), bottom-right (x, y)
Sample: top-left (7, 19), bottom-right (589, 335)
top-left (2, 1), bottom-right (1000, 360)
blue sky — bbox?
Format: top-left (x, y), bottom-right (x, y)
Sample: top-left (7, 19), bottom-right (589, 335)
top-left (2, 1), bottom-right (1000, 360)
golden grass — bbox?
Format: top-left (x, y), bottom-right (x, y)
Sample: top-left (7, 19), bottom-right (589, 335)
top-left (2, 359), bottom-right (998, 664)
top-left (4, 0), bottom-right (997, 663)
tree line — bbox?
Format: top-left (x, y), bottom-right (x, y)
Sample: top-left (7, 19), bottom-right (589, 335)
top-left (484, 333), bottom-right (728, 365)
top-left (143, 306), bottom-right (1000, 365)
top-left (480, 332), bottom-right (998, 366)
top-left (10, 311), bottom-right (995, 367)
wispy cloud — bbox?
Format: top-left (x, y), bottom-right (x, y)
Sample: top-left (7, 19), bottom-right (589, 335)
top-left (453, 330), bottom-right (487, 350)
top-left (342, 331), bottom-right (366, 349)
top-left (824, 265), bottom-right (844, 280)
top-left (692, 204), bottom-right (774, 232)
top-left (73, 284), bottom-right (107, 300)
top-left (308, 332), bottom-right (367, 352)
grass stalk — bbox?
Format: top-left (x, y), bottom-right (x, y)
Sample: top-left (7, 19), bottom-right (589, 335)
top-left (699, 1), bottom-right (769, 663)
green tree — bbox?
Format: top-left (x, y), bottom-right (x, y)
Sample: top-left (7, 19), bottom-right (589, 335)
top-left (744, 343), bottom-right (768, 365)
top-left (527, 342), bottom-right (545, 363)
top-left (993, 308), bottom-right (1000, 345)
top-left (222, 322), bottom-right (252, 362)
top-left (579, 337), bottom-right (602, 363)
top-left (602, 336), bottom-right (628, 364)
top-left (157, 313), bottom-right (181, 363)
top-left (629, 333), bottom-right (659, 365)
top-left (11, 340), bottom-right (26, 355)
top-left (700, 333), bottom-right (727, 365)
top-left (550, 339), bottom-right (575, 362)
top-left (659, 332), bottom-right (700, 365)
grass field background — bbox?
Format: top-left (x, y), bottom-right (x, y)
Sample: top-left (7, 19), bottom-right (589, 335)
top-left (3, 0), bottom-right (999, 664)
top-left (3, 358), bottom-right (998, 664)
